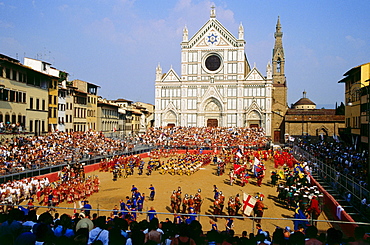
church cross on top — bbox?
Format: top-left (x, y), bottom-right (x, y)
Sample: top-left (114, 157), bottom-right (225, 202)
top-left (210, 5), bottom-right (216, 18)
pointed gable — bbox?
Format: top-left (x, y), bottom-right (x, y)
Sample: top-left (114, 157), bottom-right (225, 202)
top-left (187, 19), bottom-right (238, 49)
top-left (245, 100), bottom-right (263, 113)
top-left (162, 68), bottom-right (181, 82)
top-left (164, 100), bottom-right (179, 112)
top-left (201, 85), bottom-right (225, 103)
top-left (162, 100), bottom-right (181, 116)
top-left (245, 67), bottom-right (265, 81)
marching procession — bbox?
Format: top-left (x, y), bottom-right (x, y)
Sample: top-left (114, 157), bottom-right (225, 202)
top-left (0, 164), bottom-right (100, 214)
top-left (158, 154), bottom-right (210, 176)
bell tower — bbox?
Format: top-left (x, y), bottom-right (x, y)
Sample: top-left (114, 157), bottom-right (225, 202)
top-left (272, 16), bottom-right (285, 84)
top-left (271, 16), bottom-right (288, 142)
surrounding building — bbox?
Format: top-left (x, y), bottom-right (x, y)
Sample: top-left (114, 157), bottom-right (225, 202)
top-left (0, 54), bottom-right (57, 136)
top-left (65, 84), bottom-right (75, 133)
top-left (112, 99), bottom-right (155, 136)
top-left (0, 53), bottom-right (152, 137)
top-left (155, 7), bottom-right (287, 140)
top-left (131, 108), bottom-right (142, 136)
top-left (24, 57), bottom-right (67, 132)
top-left (114, 98), bottom-right (134, 136)
top-left (97, 97), bottom-right (119, 133)
top-left (57, 75), bottom-right (68, 132)
top-left (338, 62), bottom-right (370, 186)
top-left (339, 62), bottom-right (370, 150)
top-left (133, 101), bottom-right (154, 134)
top-left (284, 91), bottom-right (345, 140)
top-left (72, 81), bottom-right (88, 132)
top-left (71, 79), bottom-right (99, 132)
top-left (86, 83), bottom-right (99, 131)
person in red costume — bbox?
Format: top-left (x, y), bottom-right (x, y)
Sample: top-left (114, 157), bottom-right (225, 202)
top-left (307, 196), bottom-right (321, 226)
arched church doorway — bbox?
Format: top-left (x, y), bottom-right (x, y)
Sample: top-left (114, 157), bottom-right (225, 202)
top-left (204, 98), bottom-right (222, 127)
top-left (164, 111), bottom-right (177, 127)
top-left (207, 119), bottom-right (218, 127)
top-left (246, 110), bottom-right (261, 128)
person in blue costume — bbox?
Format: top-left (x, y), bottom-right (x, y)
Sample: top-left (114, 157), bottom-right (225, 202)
top-left (83, 200), bottom-right (92, 217)
top-left (188, 207), bottom-right (197, 223)
top-left (147, 206), bottom-right (157, 221)
top-left (210, 219), bottom-right (218, 231)
top-left (225, 217), bottom-right (234, 231)
top-left (119, 199), bottom-right (126, 213)
top-left (137, 193), bottom-right (145, 213)
top-left (131, 185), bottom-right (138, 194)
top-left (293, 205), bottom-right (309, 231)
top-left (149, 184), bottom-right (155, 201)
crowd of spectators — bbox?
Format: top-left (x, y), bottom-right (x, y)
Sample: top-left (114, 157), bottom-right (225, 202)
top-left (0, 127), bottom-right (270, 176)
top-left (140, 127), bottom-right (270, 149)
top-left (0, 131), bottom-right (131, 175)
top-left (297, 141), bottom-right (368, 187)
top-left (0, 122), bottom-right (23, 134)
top-left (0, 128), bottom-right (369, 244)
top-left (0, 207), bottom-right (369, 245)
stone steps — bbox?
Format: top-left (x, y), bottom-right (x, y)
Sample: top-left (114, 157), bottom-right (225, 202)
top-left (310, 172), bottom-right (367, 224)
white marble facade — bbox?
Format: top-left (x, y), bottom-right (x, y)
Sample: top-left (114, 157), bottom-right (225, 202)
top-left (155, 7), bottom-right (273, 136)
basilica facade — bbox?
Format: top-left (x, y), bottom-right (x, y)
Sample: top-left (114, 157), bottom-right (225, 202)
top-left (154, 7), bottom-right (287, 140)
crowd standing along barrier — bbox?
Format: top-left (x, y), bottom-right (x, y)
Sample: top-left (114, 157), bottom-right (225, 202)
top-left (0, 145), bottom-right (156, 184)
top-left (0, 146), bottom-right (216, 184)
top-left (292, 146), bottom-right (370, 216)
top-left (2, 202), bottom-right (368, 238)
top-left (292, 145), bottom-right (370, 237)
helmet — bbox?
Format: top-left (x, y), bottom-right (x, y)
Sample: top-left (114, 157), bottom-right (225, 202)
top-left (198, 188), bottom-right (201, 193)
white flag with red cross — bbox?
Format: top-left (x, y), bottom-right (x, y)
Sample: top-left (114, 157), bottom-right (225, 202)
top-left (236, 151), bottom-right (243, 158)
top-left (243, 193), bottom-right (257, 216)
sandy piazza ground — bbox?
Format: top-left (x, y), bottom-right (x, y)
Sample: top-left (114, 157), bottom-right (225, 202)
top-left (50, 155), bottom-right (333, 236)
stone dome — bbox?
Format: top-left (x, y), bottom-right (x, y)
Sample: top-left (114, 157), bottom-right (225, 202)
top-left (292, 91), bottom-right (316, 109)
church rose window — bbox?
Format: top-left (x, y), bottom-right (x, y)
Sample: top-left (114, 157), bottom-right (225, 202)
top-left (205, 54), bottom-right (221, 72)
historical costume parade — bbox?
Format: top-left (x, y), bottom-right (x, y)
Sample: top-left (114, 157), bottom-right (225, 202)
top-left (0, 124), bottom-right (328, 240)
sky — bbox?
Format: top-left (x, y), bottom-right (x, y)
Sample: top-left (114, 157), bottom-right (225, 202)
top-left (1, 0), bottom-right (369, 108)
